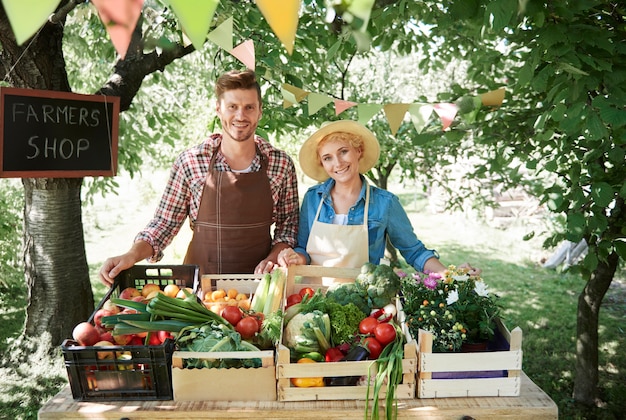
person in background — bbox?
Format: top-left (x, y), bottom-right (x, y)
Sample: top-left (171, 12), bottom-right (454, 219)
top-left (99, 69), bottom-right (299, 286)
top-left (277, 120), bottom-right (479, 276)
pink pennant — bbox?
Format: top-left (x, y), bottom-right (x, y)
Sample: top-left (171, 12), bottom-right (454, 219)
top-left (334, 99), bottom-right (358, 115)
top-left (433, 103), bottom-right (458, 131)
top-left (92, 0), bottom-right (144, 60)
top-left (229, 39), bottom-right (255, 70)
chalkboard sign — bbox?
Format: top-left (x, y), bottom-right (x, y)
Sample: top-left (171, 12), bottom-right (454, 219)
top-left (0, 87), bottom-right (120, 178)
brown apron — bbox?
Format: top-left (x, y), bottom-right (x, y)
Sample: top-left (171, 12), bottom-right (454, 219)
top-left (183, 143), bottom-right (273, 275)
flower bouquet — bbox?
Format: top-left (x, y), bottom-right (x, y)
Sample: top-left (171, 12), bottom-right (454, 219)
top-left (401, 265), bottom-right (501, 353)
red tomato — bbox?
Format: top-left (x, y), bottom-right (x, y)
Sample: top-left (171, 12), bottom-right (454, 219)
top-left (286, 293), bottom-right (302, 308)
top-left (299, 287), bottom-right (315, 299)
top-left (236, 317), bottom-right (259, 339)
top-left (363, 337), bottom-right (383, 359)
top-left (221, 305), bottom-right (243, 326)
top-left (359, 317), bottom-right (379, 335)
top-left (374, 322), bottom-right (397, 346)
top-left (251, 312), bottom-right (264, 331)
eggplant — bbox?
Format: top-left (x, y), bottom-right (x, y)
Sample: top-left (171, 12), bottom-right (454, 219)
top-left (324, 345), bottom-right (369, 386)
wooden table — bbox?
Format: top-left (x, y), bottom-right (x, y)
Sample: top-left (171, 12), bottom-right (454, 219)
top-left (38, 372), bottom-right (557, 419)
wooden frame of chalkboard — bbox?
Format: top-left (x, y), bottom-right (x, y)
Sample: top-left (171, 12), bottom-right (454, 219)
top-left (0, 87), bottom-right (120, 178)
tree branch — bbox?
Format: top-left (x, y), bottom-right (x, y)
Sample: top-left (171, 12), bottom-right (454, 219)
top-left (49, 0), bottom-right (85, 25)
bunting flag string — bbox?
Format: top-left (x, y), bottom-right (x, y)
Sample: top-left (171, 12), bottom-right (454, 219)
top-left (281, 83), bottom-right (506, 135)
top-left (1, 0), bottom-right (505, 134)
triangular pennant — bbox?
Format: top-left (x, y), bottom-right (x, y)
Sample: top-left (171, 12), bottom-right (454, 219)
top-left (1, 0), bottom-right (61, 45)
top-left (283, 99), bottom-right (295, 109)
top-left (92, 0), bottom-right (144, 59)
top-left (347, 0), bottom-right (375, 32)
top-left (165, 0), bottom-right (219, 51)
top-left (334, 99), bottom-right (358, 115)
top-left (407, 103), bottom-right (434, 133)
top-left (207, 17), bottom-right (234, 52)
top-left (229, 39), bottom-right (255, 70)
top-left (281, 83), bottom-right (309, 104)
top-left (256, 0), bottom-right (301, 55)
top-left (480, 88), bottom-right (505, 106)
top-left (433, 103), bottom-right (458, 131)
top-left (307, 92), bottom-right (334, 115)
top-left (383, 103), bottom-right (410, 135)
top-left (357, 103), bottom-right (383, 125)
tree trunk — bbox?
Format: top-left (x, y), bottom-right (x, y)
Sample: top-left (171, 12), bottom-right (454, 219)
top-left (1, 3), bottom-right (95, 346)
top-left (572, 251), bottom-right (618, 404)
top-left (23, 178), bottom-right (94, 344)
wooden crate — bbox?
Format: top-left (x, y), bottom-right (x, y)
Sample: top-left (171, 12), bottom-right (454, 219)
top-left (171, 273), bottom-right (279, 401)
top-left (277, 265), bottom-right (417, 402)
top-left (417, 318), bottom-right (523, 398)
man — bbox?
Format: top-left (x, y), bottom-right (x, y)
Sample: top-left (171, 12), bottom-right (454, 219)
top-left (99, 69), bottom-right (299, 286)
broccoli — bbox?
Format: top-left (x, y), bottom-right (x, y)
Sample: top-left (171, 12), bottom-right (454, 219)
top-left (356, 263), bottom-right (402, 309)
top-left (326, 301), bottom-right (367, 346)
top-left (325, 282), bottom-right (370, 315)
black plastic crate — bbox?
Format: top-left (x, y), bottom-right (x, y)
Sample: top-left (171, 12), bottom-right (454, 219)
top-left (97, 264), bottom-right (200, 309)
top-left (62, 338), bottom-right (176, 401)
top-left (62, 264), bottom-right (199, 401)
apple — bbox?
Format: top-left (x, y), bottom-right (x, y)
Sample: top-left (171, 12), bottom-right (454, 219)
top-left (119, 287), bottom-right (140, 300)
top-left (72, 322), bottom-right (100, 346)
top-left (102, 299), bottom-right (120, 314)
top-left (100, 331), bottom-right (114, 343)
top-left (94, 340), bottom-right (115, 360)
top-left (128, 336), bottom-right (144, 346)
top-left (93, 308), bottom-right (113, 329)
top-left (112, 334), bottom-right (132, 345)
top-left (157, 330), bottom-right (174, 343)
top-left (141, 283), bottom-right (161, 298)
top-left (148, 333), bottom-right (161, 346)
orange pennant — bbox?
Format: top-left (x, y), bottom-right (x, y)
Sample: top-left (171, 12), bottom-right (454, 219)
top-left (256, 0), bottom-right (301, 54)
top-left (334, 99), bottom-right (358, 115)
top-left (433, 103), bottom-right (458, 131)
top-left (229, 39), bottom-right (255, 70)
top-left (92, 0), bottom-right (144, 59)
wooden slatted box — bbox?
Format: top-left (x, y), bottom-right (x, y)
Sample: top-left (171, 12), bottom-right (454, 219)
top-left (276, 265), bottom-right (417, 402)
top-left (171, 273), bottom-right (278, 401)
top-left (417, 318), bottom-right (523, 398)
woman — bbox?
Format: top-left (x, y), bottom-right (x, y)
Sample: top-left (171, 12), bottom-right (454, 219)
top-left (278, 120), bottom-right (462, 275)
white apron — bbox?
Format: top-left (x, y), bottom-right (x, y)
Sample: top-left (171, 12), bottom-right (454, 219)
top-left (306, 183), bottom-right (370, 268)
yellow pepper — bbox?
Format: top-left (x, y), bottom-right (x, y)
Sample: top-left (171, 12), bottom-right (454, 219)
top-left (290, 357), bottom-right (325, 387)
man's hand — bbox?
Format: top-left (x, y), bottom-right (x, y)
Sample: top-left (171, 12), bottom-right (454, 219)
top-left (99, 254), bottom-right (136, 286)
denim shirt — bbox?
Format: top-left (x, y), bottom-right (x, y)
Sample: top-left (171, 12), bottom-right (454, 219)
top-left (294, 176), bottom-right (439, 271)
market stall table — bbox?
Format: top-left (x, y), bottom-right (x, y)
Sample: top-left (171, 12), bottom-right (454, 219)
top-left (38, 372), bottom-right (557, 420)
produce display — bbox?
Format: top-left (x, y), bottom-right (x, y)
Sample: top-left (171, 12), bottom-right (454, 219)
top-left (281, 263), bottom-right (407, 418)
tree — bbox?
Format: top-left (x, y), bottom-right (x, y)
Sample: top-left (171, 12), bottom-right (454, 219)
top-left (389, 0), bottom-right (626, 406)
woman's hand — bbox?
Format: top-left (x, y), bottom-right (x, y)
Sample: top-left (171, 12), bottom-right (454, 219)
top-left (458, 262), bottom-right (482, 276)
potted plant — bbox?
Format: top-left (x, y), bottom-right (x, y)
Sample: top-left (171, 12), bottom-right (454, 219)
top-left (400, 265), bottom-right (502, 353)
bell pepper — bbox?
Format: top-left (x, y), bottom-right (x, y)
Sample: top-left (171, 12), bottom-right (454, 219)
top-left (290, 357), bottom-right (325, 387)
top-left (324, 347), bottom-right (345, 362)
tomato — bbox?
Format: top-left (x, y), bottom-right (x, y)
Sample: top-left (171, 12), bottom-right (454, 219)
top-left (221, 305), bottom-right (243, 326)
top-left (374, 322), bottom-right (397, 346)
top-left (251, 312), bottom-right (264, 331)
top-left (359, 317), bottom-right (379, 335)
top-left (299, 287), bottom-right (315, 299)
top-left (286, 293), bottom-right (302, 308)
top-left (236, 317), bottom-right (259, 339)
top-left (363, 337), bottom-right (383, 359)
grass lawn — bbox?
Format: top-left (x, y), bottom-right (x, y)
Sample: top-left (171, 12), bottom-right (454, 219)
top-left (0, 181), bottom-right (624, 419)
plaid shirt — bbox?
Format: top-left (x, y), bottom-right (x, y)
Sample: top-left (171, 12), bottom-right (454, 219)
top-left (136, 134), bottom-right (299, 262)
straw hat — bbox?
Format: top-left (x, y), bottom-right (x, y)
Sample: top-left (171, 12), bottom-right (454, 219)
top-left (299, 120), bottom-right (380, 182)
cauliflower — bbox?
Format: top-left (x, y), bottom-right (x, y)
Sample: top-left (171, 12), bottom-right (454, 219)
top-left (284, 310), bottom-right (331, 353)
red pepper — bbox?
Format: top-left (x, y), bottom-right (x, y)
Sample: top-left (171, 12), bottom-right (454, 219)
top-left (370, 308), bottom-right (393, 323)
top-left (325, 347), bottom-right (345, 362)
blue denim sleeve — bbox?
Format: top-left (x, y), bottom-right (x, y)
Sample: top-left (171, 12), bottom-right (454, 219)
top-left (293, 188), bottom-right (316, 264)
top-left (385, 193), bottom-right (439, 272)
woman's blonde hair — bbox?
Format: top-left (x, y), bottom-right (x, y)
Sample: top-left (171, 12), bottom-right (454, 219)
top-left (317, 131), bottom-right (364, 157)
